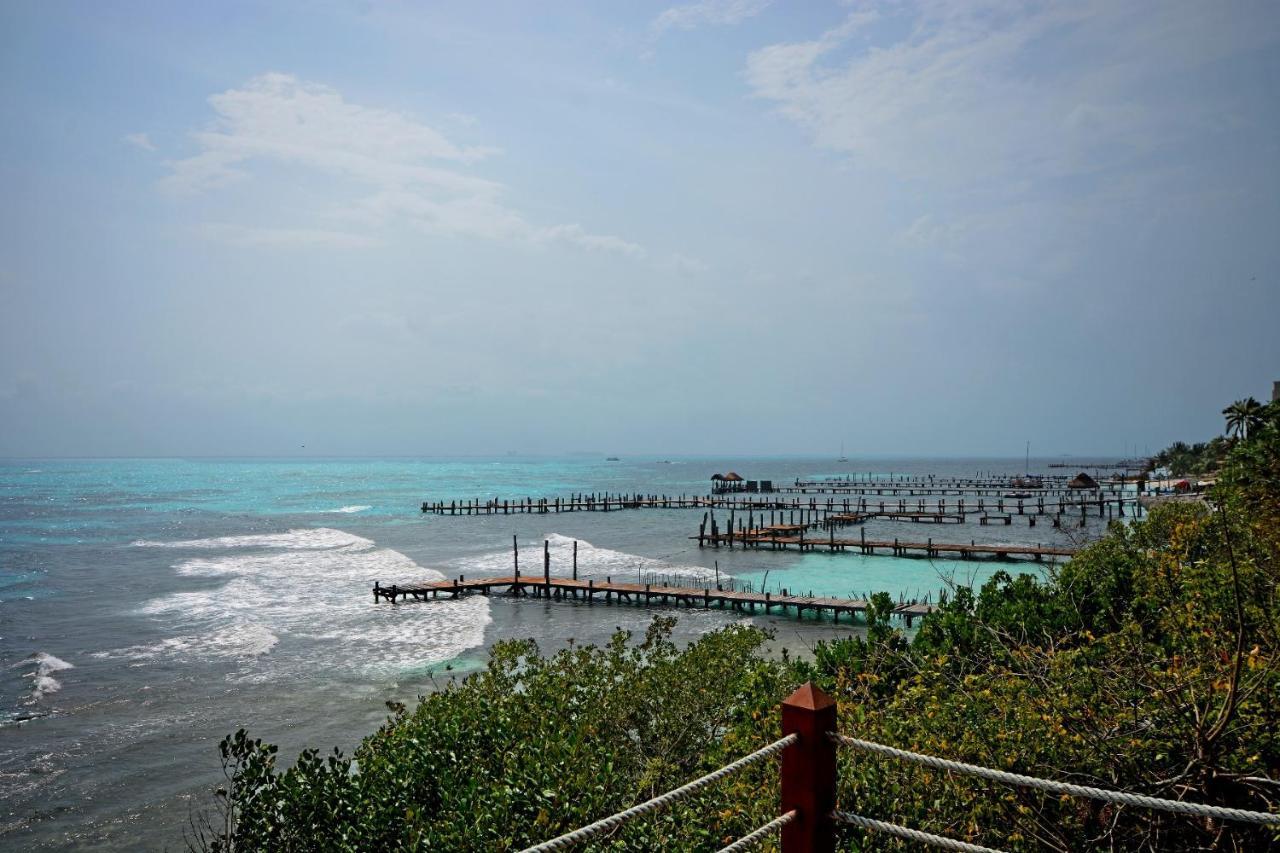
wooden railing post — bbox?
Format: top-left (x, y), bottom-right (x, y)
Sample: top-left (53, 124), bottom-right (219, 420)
top-left (781, 682), bottom-right (837, 853)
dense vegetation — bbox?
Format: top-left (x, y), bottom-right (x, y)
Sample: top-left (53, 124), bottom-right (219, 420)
top-left (1147, 396), bottom-right (1277, 477)
top-left (195, 402), bottom-right (1280, 851)
top-left (1148, 437), bottom-right (1228, 478)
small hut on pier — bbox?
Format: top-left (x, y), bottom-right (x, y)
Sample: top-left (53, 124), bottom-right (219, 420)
top-left (711, 472), bottom-right (746, 494)
top-left (1068, 472), bottom-right (1100, 489)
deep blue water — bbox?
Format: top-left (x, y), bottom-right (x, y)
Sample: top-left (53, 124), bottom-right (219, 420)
top-left (0, 456), bottom-right (1121, 850)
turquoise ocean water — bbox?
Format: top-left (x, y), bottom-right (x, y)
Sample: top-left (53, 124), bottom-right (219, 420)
top-left (0, 456), bottom-right (1117, 850)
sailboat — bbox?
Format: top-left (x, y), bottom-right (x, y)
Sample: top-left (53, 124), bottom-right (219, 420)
top-left (1006, 440), bottom-right (1043, 494)
top-left (838, 441), bottom-right (848, 463)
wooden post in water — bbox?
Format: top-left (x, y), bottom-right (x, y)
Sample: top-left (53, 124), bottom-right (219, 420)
top-left (513, 535), bottom-right (520, 583)
top-left (544, 539), bottom-right (550, 585)
top-left (573, 540), bottom-right (578, 581)
top-left (781, 682), bottom-right (837, 853)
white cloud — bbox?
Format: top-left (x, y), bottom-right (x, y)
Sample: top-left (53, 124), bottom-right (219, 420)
top-left (746, 2), bottom-right (1280, 187)
top-left (900, 214), bottom-right (965, 249)
top-left (123, 132), bottom-right (157, 152)
top-left (164, 73), bottom-right (493, 195)
top-left (197, 223), bottom-right (384, 249)
top-left (166, 73), bottom-right (642, 256)
top-left (744, 1), bottom-right (1280, 290)
top-left (660, 252), bottom-right (711, 275)
top-left (653, 0), bottom-right (771, 34)
top-left (536, 224), bottom-right (646, 258)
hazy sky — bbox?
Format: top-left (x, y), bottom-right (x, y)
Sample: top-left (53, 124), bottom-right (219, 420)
top-left (2, 1), bottom-right (1278, 457)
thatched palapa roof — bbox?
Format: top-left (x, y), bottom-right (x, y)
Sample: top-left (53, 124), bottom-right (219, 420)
top-left (1069, 472), bottom-right (1099, 489)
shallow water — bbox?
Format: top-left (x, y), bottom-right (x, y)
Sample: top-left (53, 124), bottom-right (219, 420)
top-left (0, 456), bottom-right (1122, 849)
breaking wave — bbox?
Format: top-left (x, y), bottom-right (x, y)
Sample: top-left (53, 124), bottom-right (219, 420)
top-left (13, 652), bottom-right (73, 703)
top-left (449, 533), bottom-right (724, 584)
top-left (122, 528), bottom-right (490, 681)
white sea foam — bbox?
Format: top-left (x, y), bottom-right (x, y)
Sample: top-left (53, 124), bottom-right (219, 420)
top-left (14, 653), bottom-right (73, 702)
top-left (450, 533), bottom-right (724, 584)
top-left (118, 528), bottom-right (490, 681)
top-left (133, 528), bottom-right (365, 550)
top-left (328, 505), bottom-right (372, 513)
top-left (95, 625), bottom-right (280, 661)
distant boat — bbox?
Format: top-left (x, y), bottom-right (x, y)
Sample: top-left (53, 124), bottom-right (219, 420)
top-left (657, 460), bottom-right (672, 464)
top-left (605, 457), bottom-right (620, 462)
top-left (838, 441), bottom-right (848, 463)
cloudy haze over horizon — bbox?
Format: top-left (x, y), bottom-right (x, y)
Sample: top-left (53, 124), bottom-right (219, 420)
top-left (2, 1), bottom-right (1278, 458)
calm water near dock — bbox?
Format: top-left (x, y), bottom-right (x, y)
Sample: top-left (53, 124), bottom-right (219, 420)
top-left (0, 456), bottom-right (1119, 850)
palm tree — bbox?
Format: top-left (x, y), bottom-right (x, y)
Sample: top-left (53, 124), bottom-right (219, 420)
top-left (1223, 397), bottom-right (1264, 440)
top-left (1244, 398), bottom-right (1267, 436)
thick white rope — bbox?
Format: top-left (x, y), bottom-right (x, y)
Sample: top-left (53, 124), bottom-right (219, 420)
top-left (715, 809), bottom-right (797, 853)
top-left (519, 734), bottom-right (797, 852)
top-left (831, 733), bottom-right (1280, 826)
top-left (833, 811), bottom-right (1007, 853)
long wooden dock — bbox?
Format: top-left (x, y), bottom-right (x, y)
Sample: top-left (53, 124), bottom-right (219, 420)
top-left (372, 575), bottom-right (935, 625)
top-left (421, 492), bottom-right (1138, 522)
top-left (693, 528), bottom-right (1075, 561)
top-left (785, 475), bottom-right (1130, 497)
top-left (781, 484), bottom-right (1127, 497)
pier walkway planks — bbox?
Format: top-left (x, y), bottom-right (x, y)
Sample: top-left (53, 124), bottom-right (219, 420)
top-left (372, 575), bottom-right (933, 624)
top-left (694, 530), bottom-right (1075, 561)
top-left (421, 493), bottom-right (1136, 521)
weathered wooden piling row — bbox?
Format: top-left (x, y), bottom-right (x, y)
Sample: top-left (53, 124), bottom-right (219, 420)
top-left (784, 481), bottom-right (1129, 498)
top-left (791, 473), bottom-right (1117, 488)
top-left (703, 497), bottom-right (1132, 545)
top-left (423, 493), bottom-right (720, 515)
top-left (372, 576), bottom-right (934, 625)
top-left (693, 525), bottom-right (1075, 562)
top-left (420, 491), bottom-right (1138, 523)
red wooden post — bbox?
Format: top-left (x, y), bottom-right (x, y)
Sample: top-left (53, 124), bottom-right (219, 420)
top-left (781, 682), bottom-right (837, 852)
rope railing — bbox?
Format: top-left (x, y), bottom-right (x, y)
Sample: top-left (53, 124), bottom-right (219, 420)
top-left (716, 810), bottom-right (797, 853)
top-left (512, 683), bottom-right (1278, 853)
top-left (518, 734), bottom-right (797, 852)
top-left (832, 811), bottom-right (1006, 853)
top-left (829, 732), bottom-right (1280, 826)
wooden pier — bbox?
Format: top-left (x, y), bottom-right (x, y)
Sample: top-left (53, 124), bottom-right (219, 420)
top-left (422, 493), bottom-right (720, 515)
top-left (783, 474), bottom-right (1134, 498)
top-left (421, 492), bottom-right (1138, 523)
top-left (694, 527), bottom-right (1075, 562)
top-left (372, 575), bottom-right (934, 625)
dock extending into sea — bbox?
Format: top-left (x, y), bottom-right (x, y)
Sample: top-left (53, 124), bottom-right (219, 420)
top-left (373, 575), bottom-right (935, 625)
top-left (421, 492), bottom-right (1137, 523)
top-left (693, 526), bottom-right (1075, 561)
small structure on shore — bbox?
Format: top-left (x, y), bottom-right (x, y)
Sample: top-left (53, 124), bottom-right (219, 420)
top-left (1068, 472), bottom-right (1100, 489)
